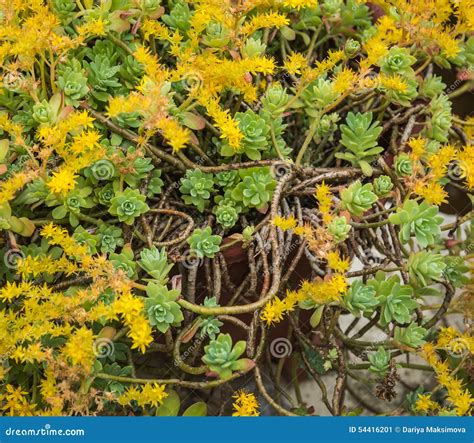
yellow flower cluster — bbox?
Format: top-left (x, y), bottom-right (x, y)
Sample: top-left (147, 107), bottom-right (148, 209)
top-left (417, 327), bottom-right (474, 416)
top-left (260, 290), bottom-right (305, 326)
top-left (232, 390), bottom-right (260, 416)
top-left (204, 98), bottom-right (244, 150)
top-left (118, 384), bottom-right (168, 408)
top-left (0, 384), bottom-right (36, 416)
top-left (240, 12), bottom-right (289, 36)
top-left (407, 142), bottom-right (474, 204)
top-left (272, 215), bottom-right (298, 231)
top-left (112, 291), bottom-right (154, 354)
top-left (260, 253), bottom-right (349, 327)
top-left (299, 274), bottom-right (348, 305)
top-left (61, 327), bottom-right (96, 371)
top-left (315, 182), bottom-right (333, 223)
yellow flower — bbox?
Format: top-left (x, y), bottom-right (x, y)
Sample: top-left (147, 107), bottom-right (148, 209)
top-left (379, 74), bottom-right (408, 93)
top-left (272, 215), bottom-right (298, 231)
top-left (408, 136), bottom-right (426, 160)
top-left (232, 390), bottom-right (260, 416)
top-left (282, 0), bottom-right (318, 9)
top-left (260, 296), bottom-right (287, 326)
top-left (333, 68), bottom-right (356, 94)
top-left (61, 327), bottom-right (95, 370)
top-left (327, 251), bottom-right (350, 273)
top-left (413, 181), bottom-right (447, 205)
top-left (127, 317), bottom-right (154, 354)
top-left (118, 383), bottom-right (168, 408)
top-left (315, 181), bottom-right (333, 217)
top-left (76, 18), bottom-right (107, 38)
top-left (284, 52), bottom-right (307, 76)
top-left (157, 117), bottom-right (191, 152)
top-left (240, 12), bottom-right (289, 36)
top-left (448, 389), bottom-right (473, 416)
top-left (414, 394), bottom-right (438, 413)
top-left (47, 168), bottom-right (77, 195)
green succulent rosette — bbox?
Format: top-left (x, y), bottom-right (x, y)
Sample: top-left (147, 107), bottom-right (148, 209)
top-left (187, 227), bottom-right (222, 259)
top-left (109, 188), bottom-right (149, 225)
top-left (202, 333), bottom-right (252, 379)
top-left (144, 282), bottom-right (184, 333)
top-left (340, 181), bottom-right (377, 217)
top-left (389, 200), bottom-right (443, 247)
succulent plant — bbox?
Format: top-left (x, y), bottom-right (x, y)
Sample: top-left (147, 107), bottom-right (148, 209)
top-left (381, 77), bottom-right (418, 107)
top-left (32, 100), bottom-right (56, 125)
top-left (144, 282), bottom-right (184, 333)
top-left (368, 272), bottom-right (417, 326)
top-left (57, 61), bottom-right (89, 107)
top-left (113, 111), bottom-right (142, 128)
top-left (179, 169), bottom-right (214, 212)
top-left (214, 170), bottom-right (239, 188)
top-left (373, 175), bottom-right (393, 197)
top-left (344, 280), bottom-right (379, 317)
top-left (443, 256), bottom-right (469, 288)
top-left (199, 317), bottom-right (223, 340)
top-left (344, 38), bottom-right (361, 58)
top-left (50, 186), bottom-right (94, 227)
top-left (187, 227), bottom-right (222, 259)
top-left (97, 224), bottom-right (123, 254)
top-left (199, 297), bottom-right (223, 340)
top-left (202, 333), bottom-right (250, 379)
top-left (340, 181), bottom-right (377, 217)
top-left (138, 246), bottom-right (173, 285)
top-left (389, 200), bottom-right (443, 247)
top-left (215, 204), bottom-right (239, 229)
top-left (300, 77), bottom-right (339, 116)
top-left (108, 188), bottom-right (149, 225)
top-left (110, 245), bottom-right (137, 279)
top-left (84, 54), bottom-right (122, 102)
top-left (262, 84), bottom-right (289, 117)
top-left (242, 37), bottom-right (266, 58)
top-left (120, 55), bottom-right (145, 88)
top-left (162, 1), bottom-right (192, 32)
top-left (379, 47), bottom-right (416, 76)
top-left (394, 154), bottom-right (413, 177)
top-left (123, 152), bottom-right (154, 187)
top-left (368, 346), bottom-right (391, 377)
top-left (96, 183), bottom-right (115, 206)
top-left (426, 94), bottom-right (452, 143)
top-left (420, 75), bottom-right (446, 99)
top-left (221, 110), bottom-right (269, 160)
top-left (231, 167), bottom-right (276, 209)
top-left (73, 226), bottom-right (98, 255)
top-left (147, 169), bottom-right (164, 197)
top-left (202, 21), bottom-right (230, 48)
top-left (139, 0), bottom-right (163, 18)
top-left (408, 251), bottom-right (446, 286)
top-left (327, 216), bottom-right (351, 243)
top-left (394, 323), bottom-right (427, 348)
top-left (52, 0), bottom-right (76, 22)
top-left (336, 112), bottom-right (383, 176)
